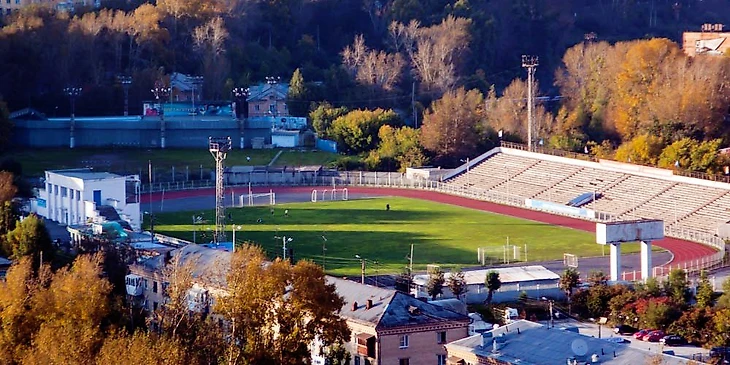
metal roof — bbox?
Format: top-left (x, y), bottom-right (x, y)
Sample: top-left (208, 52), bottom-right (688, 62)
top-left (328, 277), bottom-right (469, 329)
top-left (0, 257), bottom-right (10, 266)
top-left (49, 168), bottom-right (123, 180)
top-left (446, 320), bottom-right (694, 365)
top-left (413, 265), bottom-right (560, 286)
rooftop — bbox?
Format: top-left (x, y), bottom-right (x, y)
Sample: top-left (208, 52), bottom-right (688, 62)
top-left (0, 256), bottom-right (11, 266)
top-left (328, 277), bottom-right (469, 329)
top-left (413, 265), bottom-right (560, 287)
top-left (135, 244), bottom-right (230, 279)
top-left (49, 168), bottom-right (123, 181)
top-left (447, 320), bottom-right (693, 365)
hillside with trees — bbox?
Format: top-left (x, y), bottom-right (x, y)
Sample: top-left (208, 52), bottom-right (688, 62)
top-left (1, 0), bottom-right (730, 172)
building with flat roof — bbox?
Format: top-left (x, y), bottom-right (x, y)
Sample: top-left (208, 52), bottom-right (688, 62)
top-left (412, 266), bottom-right (562, 304)
top-left (32, 168), bottom-right (141, 231)
top-left (446, 320), bottom-right (695, 365)
top-left (318, 277), bottom-right (470, 365)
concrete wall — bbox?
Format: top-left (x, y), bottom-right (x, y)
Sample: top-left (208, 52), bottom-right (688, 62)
top-left (11, 118), bottom-right (271, 148)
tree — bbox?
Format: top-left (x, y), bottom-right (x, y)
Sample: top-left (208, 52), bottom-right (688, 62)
top-left (664, 269), bottom-right (689, 306)
top-left (587, 270), bottom-right (608, 287)
top-left (309, 102), bottom-right (349, 140)
top-left (696, 270), bottom-right (715, 309)
top-left (214, 245), bottom-right (350, 365)
top-left (342, 35), bottom-right (405, 95)
top-left (425, 267), bottom-right (445, 300)
top-left (96, 331), bottom-right (192, 365)
top-left (193, 17), bottom-right (229, 99)
top-left (286, 68), bottom-right (309, 117)
top-left (484, 271), bottom-right (501, 305)
top-left (635, 277), bottom-right (662, 298)
top-left (560, 267), bottom-right (580, 314)
top-left (329, 108), bottom-right (401, 154)
top-left (420, 87), bottom-right (483, 165)
top-left (0, 171), bottom-right (16, 205)
top-left (447, 267), bottom-right (466, 300)
top-left (366, 125), bottom-right (427, 172)
top-left (614, 134), bottom-right (664, 165)
top-left (5, 214), bottom-right (53, 263)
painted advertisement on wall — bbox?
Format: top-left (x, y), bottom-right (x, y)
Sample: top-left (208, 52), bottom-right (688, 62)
top-left (143, 102), bottom-right (235, 117)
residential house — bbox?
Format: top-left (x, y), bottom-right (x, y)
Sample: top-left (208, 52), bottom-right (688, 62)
top-left (321, 277), bottom-right (470, 365)
top-left (0, 0), bottom-right (98, 15)
top-left (246, 82), bottom-right (289, 118)
top-left (682, 24), bottom-right (730, 56)
top-left (445, 320), bottom-right (695, 365)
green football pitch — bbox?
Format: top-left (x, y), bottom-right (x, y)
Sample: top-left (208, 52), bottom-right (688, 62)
top-left (152, 196), bottom-right (645, 276)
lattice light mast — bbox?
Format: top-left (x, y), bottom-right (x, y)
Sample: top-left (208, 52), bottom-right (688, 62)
top-left (209, 136), bottom-right (231, 243)
top-left (521, 55), bottom-right (539, 150)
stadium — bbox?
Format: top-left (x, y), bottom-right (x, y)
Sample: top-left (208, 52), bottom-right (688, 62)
top-left (142, 142), bottom-right (727, 282)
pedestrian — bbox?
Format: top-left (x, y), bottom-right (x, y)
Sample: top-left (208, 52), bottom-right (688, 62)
top-left (246, 156), bottom-right (251, 162)
top-left (270, 207), bottom-right (275, 215)
top-left (257, 218), bottom-right (263, 223)
top-left (284, 209), bottom-right (289, 217)
top-left (386, 204), bottom-right (390, 211)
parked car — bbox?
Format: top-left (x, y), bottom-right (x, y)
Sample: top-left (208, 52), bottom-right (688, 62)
top-left (710, 347), bottom-right (730, 359)
top-left (633, 329), bottom-right (652, 340)
top-left (643, 330), bottom-right (665, 342)
top-left (614, 325), bottom-right (637, 335)
top-left (659, 335), bottom-right (686, 347)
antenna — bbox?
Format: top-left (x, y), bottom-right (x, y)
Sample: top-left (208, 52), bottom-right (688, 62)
top-left (209, 136), bottom-right (231, 243)
top-left (570, 339), bottom-right (588, 357)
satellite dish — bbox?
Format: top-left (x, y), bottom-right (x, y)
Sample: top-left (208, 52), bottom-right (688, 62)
top-left (571, 339), bottom-right (588, 356)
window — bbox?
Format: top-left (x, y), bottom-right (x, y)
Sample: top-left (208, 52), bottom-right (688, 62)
top-left (153, 301), bottom-right (158, 311)
top-left (399, 359), bottom-right (409, 365)
top-left (399, 334), bottom-right (409, 349)
top-left (269, 104), bottom-right (276, 113)
top-left (437, 331), bottom-right (447, 344)
top-left (152, 281), bottom-right (158, 293)
top-left (61, 187), bottom-right (67, 197)
top-left (46, 183), bottom-right (51, 193)
top-left (354, 356), bottom-right (360, 365)
top-left (76, 190), bottom-right (81, 201)
top-left (5, 0), bottom-right (9, 5)
top-left (254, 104), bottom-right (260, 111)
top-left (437, 354), bottom-right (446, 365)
top-left (14, 0), bottom-right (18, 4)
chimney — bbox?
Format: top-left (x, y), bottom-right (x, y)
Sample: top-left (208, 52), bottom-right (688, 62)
top-left (351, 301), bottom-right (358, 311)
top-left (366, 299), bottom-right (373, 310)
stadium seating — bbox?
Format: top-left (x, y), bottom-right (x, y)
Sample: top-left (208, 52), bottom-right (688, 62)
top-left (445, 149), bottom-right (730, 236)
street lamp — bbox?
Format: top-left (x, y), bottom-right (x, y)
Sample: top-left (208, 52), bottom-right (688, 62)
top-left (151, 84), bottom-right (171, 149)
top-left (355, 254), bottom-right (366, 284)
top-left (275, 235), bottom-right (293, 260)
top-left (321, 235), bottom-right (328, 271)
top-left (63, 86), bottom-right (82, 149)
top-left (460, 158), bottom-right (470, 186)
top-left (232, 224), bottom-right (241, 253)
top-left (541, 296), bottom-right (554, 329)
top-left (116, 75), bottom-right (132, 116)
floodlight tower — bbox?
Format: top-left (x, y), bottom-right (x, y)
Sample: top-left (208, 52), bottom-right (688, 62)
top-left (209, 136), bottom-right (232, 243)
top-left (63, 86), bottom-right (82, 149)
top-left (151, 83), bottom-right (171, 149)
top-left (521, 55), bottom-right (539, 150)
top-left (116, 75), bottom-right (132, 116)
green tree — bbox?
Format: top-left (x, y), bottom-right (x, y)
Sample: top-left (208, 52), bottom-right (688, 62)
top-left (664, 269), bottom-right (689, 306)
top-left (286, 68), bottom-right (309, 117)
top-left (560, 267), bottom-right (580, 298)
top-left (641, 299), bottom-right (679, 330)
top-left (329, 108), bottom-right (401, 154)
top-left (696, 270), bottom-right (715, 308)
top-left (587, 270), bottom-right (608, 287)
top-left (484, 271), bottom-right (501, 305)
top-left (635, 277), bottom-right (662, 298)
top-left (5, 214), bottom-right (53, 263)
top-left (711, 308), bottom-right (730, 347)
top-left (309, 102), bottom-right (348, 140)
top-left (426, 267), bottom-right (445, 300)
top-left (614, 134), bottom-right (664, 165)
top-left (447, 267), bottom-right (466, 300)
top-left (366, 125), bottom-right (428, 172)
top-left (669, 307), bottom-right (713, 345)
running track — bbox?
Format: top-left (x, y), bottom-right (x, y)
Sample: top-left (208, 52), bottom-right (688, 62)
top-left (143, 186), bottom-right (717, 266)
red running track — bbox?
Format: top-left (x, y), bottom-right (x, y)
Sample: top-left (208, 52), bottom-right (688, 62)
top-left (143, 186), bottom-right (717, 265)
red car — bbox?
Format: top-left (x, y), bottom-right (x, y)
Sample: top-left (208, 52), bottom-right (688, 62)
top-left (633, 329), bottom-right (652, 340)
top-left (643, 330), bottom-right (665, 342)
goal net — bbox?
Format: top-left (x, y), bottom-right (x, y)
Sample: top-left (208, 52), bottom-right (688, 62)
top-left (563, 253), bottom-right (579, 268)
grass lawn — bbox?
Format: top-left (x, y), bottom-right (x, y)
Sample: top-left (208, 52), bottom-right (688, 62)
top-left (2, 148), bottom-right (342, 177)
top-left (152, 197), bottom-right (648, 276)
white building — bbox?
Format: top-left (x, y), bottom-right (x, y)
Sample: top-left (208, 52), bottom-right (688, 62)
top-left (32, 169), bottom-right (141, 231)
top-left (412, 265), bottom-right (563, 304)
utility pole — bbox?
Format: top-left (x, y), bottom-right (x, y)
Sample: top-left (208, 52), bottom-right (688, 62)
top-left (521, 55), bottom-right (539, 150)
top-left (412, 81), bottom-right (417, 128)
top-left (63, 87), bottom-right (82, 149)
top-left (409, 244), bottom-right (414, 274)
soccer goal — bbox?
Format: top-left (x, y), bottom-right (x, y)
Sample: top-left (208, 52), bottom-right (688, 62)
top-left (477, 245), bottom-right (522, 265)
top-left (563, 253), bottom-right (579, 268)
top-left (240, 191), bottom-right (276, 206)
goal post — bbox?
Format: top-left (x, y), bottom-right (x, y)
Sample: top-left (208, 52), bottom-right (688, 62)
top-left (563, 253), bottom-right (578, 268)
